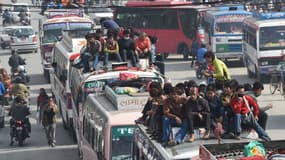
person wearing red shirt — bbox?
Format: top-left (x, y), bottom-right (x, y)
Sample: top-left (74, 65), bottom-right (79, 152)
top-left (135, 32), bottom-right (152, 67)
top-left (230, 85), bottom-right (271, 141)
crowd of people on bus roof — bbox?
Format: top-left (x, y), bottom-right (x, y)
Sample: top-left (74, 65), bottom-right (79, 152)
top-left (80, 19), bottom-right (158, 73)
top-left (136, 50), bottom-right (274, 147)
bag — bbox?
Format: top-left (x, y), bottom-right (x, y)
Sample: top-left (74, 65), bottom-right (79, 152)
top-left (244, 140), bottom-right (266, 157)
top-left (119, 72), bottom-right (138, 81)
top-left (242, 96), bottom-right (256, 127)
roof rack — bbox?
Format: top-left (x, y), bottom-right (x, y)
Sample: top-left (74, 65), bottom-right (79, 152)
top-left (253, 11), bottom-right (285, 20)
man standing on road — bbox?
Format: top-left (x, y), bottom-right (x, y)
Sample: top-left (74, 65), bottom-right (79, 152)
top-left (42, 97), bottom-right (58, 147)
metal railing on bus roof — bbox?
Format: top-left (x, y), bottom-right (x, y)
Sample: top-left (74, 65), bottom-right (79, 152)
top-left (253, 11), bottom-right (285, 20)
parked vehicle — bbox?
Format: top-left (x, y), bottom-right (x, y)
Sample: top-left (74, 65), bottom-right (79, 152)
top-left (0, 26), bottom-right (16, 49)
top-left (9, 25), bottom-right (39, 53)
top-left (10, 3), bottom-right (31, 24)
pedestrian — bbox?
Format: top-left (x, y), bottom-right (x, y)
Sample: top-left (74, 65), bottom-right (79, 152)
top-left (37, 88), bottom-right (49, 125)
top-left (191, 38), bottom-right (199, 67)
top-left (42, 97), bottom-right (59, 147)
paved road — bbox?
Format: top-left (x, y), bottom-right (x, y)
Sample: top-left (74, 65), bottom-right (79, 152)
top-left (0, 1), bottom-right (284, 160)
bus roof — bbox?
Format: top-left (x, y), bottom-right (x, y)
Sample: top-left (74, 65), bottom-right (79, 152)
top-left (135, 123), bottom-right (254, 160)
top-left (45, 16), bottom-right (93, 24)
top-left (244, 13), bottom-right (285, 28)
top-left (125, 0), bottom-right (192, 7)
top-left (47, 8), bottom-right (84, 19)
top-left (87, 93), bottom-right (143, 125)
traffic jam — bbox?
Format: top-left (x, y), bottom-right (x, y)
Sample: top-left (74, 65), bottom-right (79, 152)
top-left (1, 0), bottom-right (285, 160)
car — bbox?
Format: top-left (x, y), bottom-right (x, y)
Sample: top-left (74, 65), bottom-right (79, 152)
top-left (10, 25), bottom-right (39, 53)
top-left (10, 3), bottom-right (31, 24)
top-left (0, 26), bottom-right (16, 49)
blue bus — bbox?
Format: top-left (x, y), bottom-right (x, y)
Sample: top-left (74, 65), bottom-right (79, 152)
top-left (203, 5), bottom-right (252, 61)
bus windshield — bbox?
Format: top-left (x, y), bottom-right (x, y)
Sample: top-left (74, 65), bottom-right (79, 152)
top-left (215, 22), bottom-right (243, 34)
top-left (43, 23), bottom-right (67, 43)
top-left (111, 125), bottom-right (134, 160)
top-left (260, 26), bottom-right (285, 51)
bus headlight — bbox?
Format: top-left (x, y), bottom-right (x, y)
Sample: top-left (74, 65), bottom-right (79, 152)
top-left (261, 61), bottom-right (268, 66)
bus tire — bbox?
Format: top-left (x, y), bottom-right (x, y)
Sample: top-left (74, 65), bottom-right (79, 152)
top-left (43, 70), bottom-right (50, 83)
top-left (245, 61), bottom-right (254, 78)
top-left (177, 43), bottom-right (189, 60)
top-left (161, 53), bottom-right (169, 60)
top-left (69, 120), bottom-right (77, 142)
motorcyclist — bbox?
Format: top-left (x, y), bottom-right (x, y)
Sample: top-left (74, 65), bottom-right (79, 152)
top-left (8, 50), bottom-right (26, 73)
top-left (2, 9), bottom-right (12, 25)
top-left (18, 8), bottom-right (29, 24)
top-left (8, 96), bottom-right (31, 146)
top-left (11, 76), bottom-right (29, 101)
top-left (12, 66), bottom-right (29, 84)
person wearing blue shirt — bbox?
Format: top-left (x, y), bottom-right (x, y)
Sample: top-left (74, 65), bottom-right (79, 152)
top-left (197, 44), bottom-right (207, 64)
top-left (100, 18), bottom-right (120, 39)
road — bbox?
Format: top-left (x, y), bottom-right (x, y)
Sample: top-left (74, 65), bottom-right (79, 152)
top-left (0, 1), bottom-right (285, 160)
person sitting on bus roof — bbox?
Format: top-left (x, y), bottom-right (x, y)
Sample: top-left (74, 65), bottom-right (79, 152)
top-left (184, 86), bottom-right (211, 142)
top-left (230, 85), bottom-right (271, 142)
top-left (162, 85), bottom-right (188, 146)
top-left (103, 34), bottom-right (122, 67)
top-left (81, 32), bottom-right (102, 73)
top-left (118, 29), bottom-right (137, 67)
top-left (135, 32), bottom-right (152, 67)
top-left (205, 84), bottom-right (225, 141)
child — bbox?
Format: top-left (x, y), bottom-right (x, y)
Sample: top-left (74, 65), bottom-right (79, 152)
top-left (103, 34), bottom-right (122, 67)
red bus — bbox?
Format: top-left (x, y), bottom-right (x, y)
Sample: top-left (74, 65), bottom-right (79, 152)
top-left (114, 1), bottom-right (208, 60)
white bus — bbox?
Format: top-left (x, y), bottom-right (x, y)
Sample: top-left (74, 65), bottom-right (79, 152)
top-left (81, 86), bottom-right (150, 160)
top-left (243, 12), bottom-right (285, 82)
top-left (50, 29), bottom-right (90, 138)
top-left (69, 63), bottom-right (165, 158)
top-left (203, 5), bottom-right (252, 61)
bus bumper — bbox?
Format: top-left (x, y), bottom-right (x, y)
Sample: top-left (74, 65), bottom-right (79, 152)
top-left (215, 52), bottom-right (243, 60)
top-left (260, 66), bottom-right (277, 75)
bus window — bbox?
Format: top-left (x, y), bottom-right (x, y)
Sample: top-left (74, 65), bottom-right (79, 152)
top-left (260, 26), bottom-right (285, 51)
top-left (179, 10), bottom-right (197, 39)
top-left (215, 22), bottom-right (243, 34)
top-left (111, 126), bottom-right (134, 160)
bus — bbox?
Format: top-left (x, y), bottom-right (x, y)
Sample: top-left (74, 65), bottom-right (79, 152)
top-left (81, 86), bottom-right (150, 160)
top-left (69, 63), bottom-right (165, 158)
top-left (39, 15), bottom-right (93, 81)
top-left (50, 29), bottom-right (90, 138)
top-left (203, 5), bottom-right (252, 62)
top-left (114, 1), bottom-right (208, 60)
top-left (243, 12), bottom-right (285, 82)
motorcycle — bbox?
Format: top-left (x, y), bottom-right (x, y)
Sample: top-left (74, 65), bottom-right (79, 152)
top-left (2, 13), bottom-right (12, 26)
top-left (10, 119), bottom-right (30, 146)
top-left (194, 61), bottom-right (206, 79)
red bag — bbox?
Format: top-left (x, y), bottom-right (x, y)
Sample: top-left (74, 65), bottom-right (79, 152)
top-left (240, 155), bottom-right (265, 160)
top-left (119, 72), bottom-right (138, 81)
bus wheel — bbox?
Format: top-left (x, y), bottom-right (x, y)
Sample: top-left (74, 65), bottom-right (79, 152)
top-left (161, 53), bottom-right (169, 60)
top-left (177, 44), bottom-right (189, 60)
